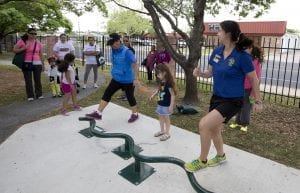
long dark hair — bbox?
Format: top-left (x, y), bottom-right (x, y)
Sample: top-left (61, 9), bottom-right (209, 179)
top-left (21, 34), bottom-right (28, 42)
top-left (220, 20), bottom-right (253, 51)
top-left (155, 63), bottom-right (177, 95)
top-left (58, 53), bottom-right (75, 72)
top-left (251, 45), bottom-right (264, 63)
top-left (21, 28), bottom-right (36, 42)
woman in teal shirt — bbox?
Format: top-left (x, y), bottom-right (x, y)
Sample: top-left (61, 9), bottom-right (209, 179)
top-left (184, 20), bottom-right (263, 172)
top-left (86, 33), bottom-right (140, 123)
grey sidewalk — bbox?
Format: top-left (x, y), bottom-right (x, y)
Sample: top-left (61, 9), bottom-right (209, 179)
top-left (0, 103), bottom-right (299, 193)
top-left (0, 60), bottom-right (104, 144)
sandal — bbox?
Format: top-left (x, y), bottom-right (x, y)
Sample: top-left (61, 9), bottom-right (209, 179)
top-left (61, 109), bottom-right (69, 116)
top-left (160, 134), bottom-right (170, 141)
top-left (154, 131), bottom-right (164, 137)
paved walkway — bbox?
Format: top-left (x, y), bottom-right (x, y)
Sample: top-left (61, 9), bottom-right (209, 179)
top-left (0, 103), bottom-right (299, 193)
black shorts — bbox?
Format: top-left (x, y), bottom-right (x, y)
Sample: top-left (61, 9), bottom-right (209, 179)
top-left (209, 95), bottom-right (243, 123)
top-left (102, 79), bottom-right (137, 106)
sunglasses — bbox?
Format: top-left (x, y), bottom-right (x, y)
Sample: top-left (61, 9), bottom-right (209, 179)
top-left (29, 32), bottom-right (37, 35)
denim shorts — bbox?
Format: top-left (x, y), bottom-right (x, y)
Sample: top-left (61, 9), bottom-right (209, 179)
top-left (156, 105), bottom-right (172, 116)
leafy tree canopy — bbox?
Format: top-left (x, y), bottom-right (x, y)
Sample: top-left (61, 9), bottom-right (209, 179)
top-left (107, 10), bottom-right (154, 36)
top-left (0, 0), bottom-right (108, 40)
top-left (287, 28), bottom-right (300, 34)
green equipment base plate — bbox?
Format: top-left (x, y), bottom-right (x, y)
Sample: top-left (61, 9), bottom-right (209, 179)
top-left (79, 126), bottom-right (105, 138)
top-left (119, 162), bottom-right (155, 185)
top-left (112, 144), bottom-right (143, 160)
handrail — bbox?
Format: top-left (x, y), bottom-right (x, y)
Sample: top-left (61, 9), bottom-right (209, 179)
top-left (79, 117), bottom-right (214, 193)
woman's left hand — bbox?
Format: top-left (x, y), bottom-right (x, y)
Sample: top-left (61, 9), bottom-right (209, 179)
top-left (133, 79), bottom-right (139, 87)
top-left (169, 106), bottom-right (173, 113)
top-left (253, 103), bottom-right (263, 112)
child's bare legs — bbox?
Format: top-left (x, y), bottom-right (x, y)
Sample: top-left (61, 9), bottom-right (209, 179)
top-left (163, 115), bottom-right (171, 135)
top-left (154, 115), bottom-right (165, 137)
top-left (71, 87), bottom-right (78, 106)
top-left (62, 92), bottom-right (71, 111)
top-left (158, 115), bottom-right (165, 133)
top-left (156, 115), bottom-right (171, 141)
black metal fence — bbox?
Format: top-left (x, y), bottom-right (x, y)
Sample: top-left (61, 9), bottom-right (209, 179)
top-left (1, 35), bottom-right (299, 107)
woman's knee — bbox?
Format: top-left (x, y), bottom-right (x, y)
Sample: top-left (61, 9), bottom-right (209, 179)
top-left (198, 118), bottom-right (209, 133)
top-left (198, 115), bottom-right (222, 134)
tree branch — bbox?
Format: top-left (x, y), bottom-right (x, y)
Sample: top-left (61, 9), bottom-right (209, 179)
top-left (143, 0), bottom-right (186, 64)
top-left (110, 0), bottom-right (149, 15)
top-left (151, 2), bottom-right (188, 41)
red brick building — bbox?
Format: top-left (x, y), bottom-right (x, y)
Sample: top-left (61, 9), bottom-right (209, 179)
top-left (204, 21), bottom-right (287, 47)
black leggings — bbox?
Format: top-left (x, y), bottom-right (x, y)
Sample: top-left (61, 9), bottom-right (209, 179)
top-left (102, 79), bottom-right (137, 106)
top-left (146, 66), bottom-right (153, 80)
top-left (23, 65), bottom-right (43, 98)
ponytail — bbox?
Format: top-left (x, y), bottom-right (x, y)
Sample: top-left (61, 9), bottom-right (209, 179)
top-left (251, 45), bottom-right (264, 63)
top-left (236, 33), bottom-right (253, 51)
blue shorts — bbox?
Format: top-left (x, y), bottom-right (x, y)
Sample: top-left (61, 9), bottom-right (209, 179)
top-left (156, 105), bottom-right (172, 116)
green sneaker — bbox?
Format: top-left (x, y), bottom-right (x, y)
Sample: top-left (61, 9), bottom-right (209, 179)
top-left (208, 154), bottom-right (227, 167)
top-left (184, 158), bottom-right (208, 172)
top-left (229, 123), bottom-right (240, 129)
top-left (240, 126), bottom-right (248, 132)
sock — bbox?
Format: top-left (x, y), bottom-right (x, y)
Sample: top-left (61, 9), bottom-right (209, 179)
top-left (219, 153), bottom-right (225, 157)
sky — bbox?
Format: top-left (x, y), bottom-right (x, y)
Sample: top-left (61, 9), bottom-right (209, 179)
top-left (66, 0), bottom-right (299, 33)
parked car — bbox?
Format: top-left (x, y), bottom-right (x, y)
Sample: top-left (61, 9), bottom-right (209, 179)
top-left (141, 39), bottom-right (156, 46)
top-left (177, 39), bottom-right (187, 48)
top-left (131, 38), bottom-right (143, 45)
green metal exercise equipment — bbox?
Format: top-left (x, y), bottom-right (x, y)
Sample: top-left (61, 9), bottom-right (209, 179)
top-left (78, 117), bottom-right (214, 193)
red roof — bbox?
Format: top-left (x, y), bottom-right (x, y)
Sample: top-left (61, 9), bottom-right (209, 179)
top-left (204, 21), bottom-right (287, 36)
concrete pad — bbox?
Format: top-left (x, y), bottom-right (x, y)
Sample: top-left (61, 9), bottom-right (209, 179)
top-left (0, 103), bottom-right (299, 193)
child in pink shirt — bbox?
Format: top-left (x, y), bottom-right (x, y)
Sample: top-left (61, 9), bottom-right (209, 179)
top-left (230, 45), bottom-right (263, 132)
top-left (58, 53), bottom-right (81, 115)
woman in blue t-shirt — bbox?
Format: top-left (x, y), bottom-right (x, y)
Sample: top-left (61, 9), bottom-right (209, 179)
top-left (184, 20), bottom-right (263, 172)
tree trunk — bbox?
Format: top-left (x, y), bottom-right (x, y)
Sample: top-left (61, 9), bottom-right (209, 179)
top-left (0, 35), bottom-right (4, 54)
top-left (182, 67), bottom-right (199, 104)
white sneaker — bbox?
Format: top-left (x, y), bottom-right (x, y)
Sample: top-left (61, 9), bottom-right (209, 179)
top-left (27, 97), bottom-right (34, 101)
top-left (38, 96), bottom-right (44, 99)
top-left (94, 83), bottom-right (98, 88)
top-left (82, 84), bottom-right (87, 89)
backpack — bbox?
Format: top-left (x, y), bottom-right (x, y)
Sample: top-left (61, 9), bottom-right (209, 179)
top-left (176, 105), bottom-right (199, 114)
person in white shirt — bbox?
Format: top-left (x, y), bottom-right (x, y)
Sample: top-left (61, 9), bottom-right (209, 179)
top-left (83, 35), bottom-right (101, 88)
top-left (53, 33), bottom-right (75, 61)
top-left (53, 33), bottom-right (81, 91)
top-left (47, 56), bottom-right (61, 97)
